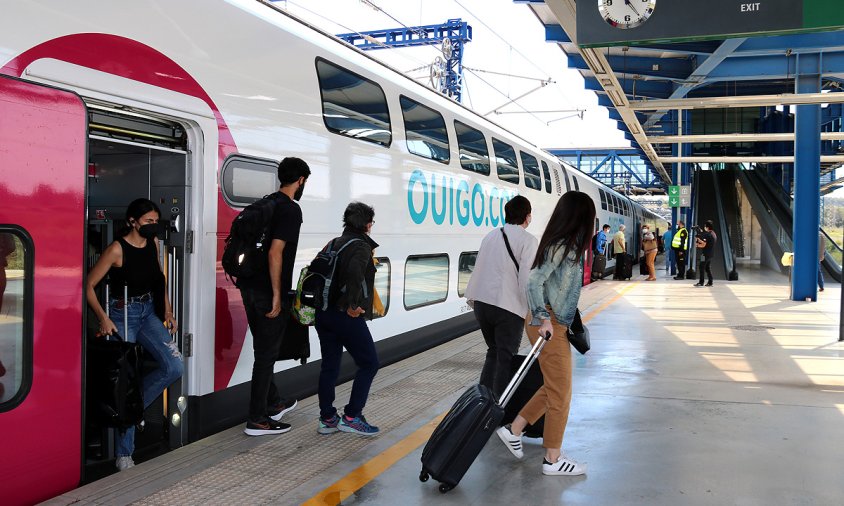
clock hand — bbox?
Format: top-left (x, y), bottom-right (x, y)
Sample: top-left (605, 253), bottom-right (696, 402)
top-left (627, 1), bottom-right (642, 17)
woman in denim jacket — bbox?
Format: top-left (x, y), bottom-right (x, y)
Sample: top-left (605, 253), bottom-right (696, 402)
top-left (496, 191), bottom-right (595, 476)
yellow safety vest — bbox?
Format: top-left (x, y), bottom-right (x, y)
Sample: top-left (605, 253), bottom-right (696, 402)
top-left (671, 228), bottom-right (688, 250)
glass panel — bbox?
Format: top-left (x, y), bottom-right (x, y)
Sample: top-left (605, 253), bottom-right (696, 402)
top-left (455, 120), bottom-right (490, 175)
top-left (492, 138), bottom-right (519, 185)
top-left (0, 232), bottom-right (27, 405)
top-left (457, 252), bottom-right (477, 297)
top-left (404, 255), bottom-right (449, 309)
top-left (571, 176), bottom-right (580, 191)
top-left (373, 257), bottom-right (390, 319)
top-left (520, 152), bottom-right (542, 191)
top-left (400, 96), bottom-right (449, 163)
top-left (599, 189), bottom-right (608, 210)
top-left (541, 161), bottom-right (552, 194)
top-left (316, 59), bottom-right (391, 146)
top-left (559, 163), bottom-right (571, 192)
top-left (221, 155), bottom-right (278, 206)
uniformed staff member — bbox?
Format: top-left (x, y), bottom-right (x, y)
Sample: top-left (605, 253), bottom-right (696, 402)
top-left (672, 221), bottom-right (689, 280)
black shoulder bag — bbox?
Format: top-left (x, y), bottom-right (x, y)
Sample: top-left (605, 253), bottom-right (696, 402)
top-left (567, 309), bottom-right (590, 355)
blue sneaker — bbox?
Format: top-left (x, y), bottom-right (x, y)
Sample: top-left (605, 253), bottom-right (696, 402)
top-left (318, 414), bottom-right (340, 435)
top-left (338, 414), bottom-right (380, 436)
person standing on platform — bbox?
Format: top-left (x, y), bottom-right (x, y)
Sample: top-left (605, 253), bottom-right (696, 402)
top-left (85, 198), bottom-right (184, 470)
top-left (464, 196), bottom-right (538, 400)
top-left (612, 224), bottom-right (627, 280)
top-left (641, 225), bottom-right (657, 281)
top-left (694, 220), bottom-right (717, 287)
top-left (818, 230), bottom-right (826, 292)
top-left (595, 224), bottom-right (610, 257)
top-left (495, 191), bottom-right (595, 477)
top-left (672, 221), bottom-right (689, 280)
top-left (239, 157), bottom-right (310, 436)
top-left (663, 224), bottom-right (674, 273)
top-left (315, 202), bottom-right (381, 436)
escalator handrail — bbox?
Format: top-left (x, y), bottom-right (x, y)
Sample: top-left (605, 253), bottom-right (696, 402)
top-left (820, 227), bottom-right (843, 254)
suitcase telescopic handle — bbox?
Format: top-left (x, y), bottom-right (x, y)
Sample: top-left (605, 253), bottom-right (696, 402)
top-left (498, 331), bottom-right (552, 407)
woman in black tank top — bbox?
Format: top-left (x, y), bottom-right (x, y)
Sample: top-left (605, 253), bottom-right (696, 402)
top-left (85, 198), bottom-right (183, 471)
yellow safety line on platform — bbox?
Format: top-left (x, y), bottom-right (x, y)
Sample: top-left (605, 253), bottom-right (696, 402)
top-left (301, 414), bottom-right (446, 506)
top-left (303, 281), bottom-right (640, 505)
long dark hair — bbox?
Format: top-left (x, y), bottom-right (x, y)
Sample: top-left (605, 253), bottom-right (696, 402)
top-left (117, 198), bottom-right (161, 237)
top-left (533, 191), bottom-right (596, 268)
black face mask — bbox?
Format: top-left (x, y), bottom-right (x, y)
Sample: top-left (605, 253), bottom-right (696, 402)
top-left (138, 223), bottom-right (160, 239)
top-left (294, 182), bottom-right (305, 201)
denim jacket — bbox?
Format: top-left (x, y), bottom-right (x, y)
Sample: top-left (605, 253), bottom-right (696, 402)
top-left (526, 244), bottom-right (582, 327)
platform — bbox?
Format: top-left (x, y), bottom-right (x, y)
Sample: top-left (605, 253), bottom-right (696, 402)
top-left (45, 267), bottom-right (843, 506)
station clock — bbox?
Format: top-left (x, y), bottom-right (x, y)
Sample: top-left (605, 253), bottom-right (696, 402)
top-left (598, 0), bottom-right (656, 29)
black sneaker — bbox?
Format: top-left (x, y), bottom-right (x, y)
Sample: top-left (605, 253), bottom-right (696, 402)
top-left (673, 276), bottom-right (684, 280)
top-left (268, 399), bottom-right (298, 421)
top-left (705, 282), bottom-right (713, 287)
top-left (693, 282), bottom-right (704, 287)
top-left (244, 418), bottom-right (291, 436)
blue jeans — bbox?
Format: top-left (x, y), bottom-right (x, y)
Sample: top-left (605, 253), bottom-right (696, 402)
top-left (109, 299), bottom-right (183, 457)
top-left (315, 308), bottom-right (379, 419)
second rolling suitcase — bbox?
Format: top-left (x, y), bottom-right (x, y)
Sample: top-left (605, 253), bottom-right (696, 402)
top-left (420, 332), bottom-right (550, 493)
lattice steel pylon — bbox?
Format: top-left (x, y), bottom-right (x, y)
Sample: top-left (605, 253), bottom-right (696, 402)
top-left (336, 18), bottom-right (472, 101)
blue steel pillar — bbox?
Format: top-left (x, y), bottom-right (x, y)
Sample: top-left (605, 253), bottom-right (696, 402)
top-left (792, 54), bottom-right (822, 302)
top-left (682, 110), bottom-right (694, 232)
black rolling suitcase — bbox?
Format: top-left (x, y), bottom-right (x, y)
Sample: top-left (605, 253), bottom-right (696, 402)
top-left (420, 332), bottom-right (550, 493)
top-left (591, 253), bottom-right (606, 280)
top-left (623, 253), bottom-right (634, 279)
top-left (639, 256), bottom-right (647, 276)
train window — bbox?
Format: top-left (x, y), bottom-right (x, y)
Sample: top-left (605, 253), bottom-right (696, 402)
top-left (492, 138), bottom-right (520, 185)
top-left (520, 152), bottom-right (542, 191)
top-left (612, 195), bottom-right (620, 214)
top-left (622, 199), bottom-right (630, 216)
top-left (457, 251), bottom-right (477, 297)
top-left (571, 175), bottom-right (580, 191)
top-left (373, 257), bottom-right (390, 319)
top-left (404, 254), bottom-right (449, 309)
top-left (599, 189), bottom-right (608, 210)
top-left (540, 161), bottom-right (552, 194)
top-left (400, 96), bottom-right (449, 163)
top-left (0, 229), bottom-right (32, 410)
top-left (558, 164), bottom-right (571, 192)
top-left (220, 154), bottom-right (279, 207)
top-left (454, 121), bottom-right (490, 175)
top-left (316, 59), bottom-right (391, 147)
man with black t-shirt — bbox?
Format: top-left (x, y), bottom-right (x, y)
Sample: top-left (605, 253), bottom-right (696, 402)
top-left (694, 220), bottom-right (717, 287)
top-left (240, 157), bottom-right (310, 436)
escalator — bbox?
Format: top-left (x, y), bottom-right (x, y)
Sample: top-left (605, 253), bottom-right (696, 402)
top-left (691, 169), bottom-right (736, 281)
top-left (739, 169), bottom-right (842, 282)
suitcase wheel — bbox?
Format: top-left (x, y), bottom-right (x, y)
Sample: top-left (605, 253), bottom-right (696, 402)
top-left (438, 483), bottom-right (454, 494)
top-left (419, 470), bottom-right (429, 482)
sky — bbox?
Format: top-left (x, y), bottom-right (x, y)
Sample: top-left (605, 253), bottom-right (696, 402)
top-left (277, 0), bottom-right (629, 150)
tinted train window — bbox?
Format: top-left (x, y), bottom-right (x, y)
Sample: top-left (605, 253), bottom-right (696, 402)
top-left (454, 121), bottom-right (490, 175)
top-left (559, 164), bottom-right (571, 192)
top-left (612, 195), bottom-right (620, 214)
top-left (520, 152), bottom-right (542, 191)
top-left (622, 199), bottom-right (630, 216)
top-left (400, 96), bottom-right (449, 163)
top-left (373, 257), bottom-right (390, 319)
top-left (220, 154), bottom-right (279, 207)
top-left (492, 139), bottom-right (520, 185)
top-left (540, 161), bottom-right (552, 194)
top-left (571, 176), bottom-right (580, 191)
top-left (0, 229), bottom-right (31, 410)
top-left (404, 254), bottom-right (449, 309)
top-left (316, 59), bottom-right (391, 146)
top-left (599, 189), bottom-right (608, 210)
top-left (457, 251), bottom-right (477, 297)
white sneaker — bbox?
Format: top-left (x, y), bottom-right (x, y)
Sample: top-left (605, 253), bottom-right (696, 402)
top-left (496, 425), bottom-right (523, 459)
top-left (115, 456), bottom-right (135, 471)
top-left (542, 454), bottom-right (586, 476)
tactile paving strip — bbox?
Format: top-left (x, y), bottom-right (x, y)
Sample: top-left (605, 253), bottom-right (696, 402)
top-left (133, 336), bottom-right (487, 505)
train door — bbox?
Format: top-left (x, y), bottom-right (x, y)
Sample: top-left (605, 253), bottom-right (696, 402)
top-left (84, 106), bottom-right (191, 475)
top-left (0, 76), bottom-right (87, 505)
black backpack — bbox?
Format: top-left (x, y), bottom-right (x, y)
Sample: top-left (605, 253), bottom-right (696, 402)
top-left (297, 237), bottom-right (363, 312)
top-left (222, 194), bottom-right (279, 287)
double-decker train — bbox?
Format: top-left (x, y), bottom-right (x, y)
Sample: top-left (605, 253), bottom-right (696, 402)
top-left (0, 1), bottom-right (666, 503)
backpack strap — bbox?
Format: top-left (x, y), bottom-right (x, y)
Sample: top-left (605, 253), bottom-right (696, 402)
top-left (501, 228), bottom-right (519, 273)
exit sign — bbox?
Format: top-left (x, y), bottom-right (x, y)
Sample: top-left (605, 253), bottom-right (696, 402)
top-left (578, 0), bottom-right (844, 48)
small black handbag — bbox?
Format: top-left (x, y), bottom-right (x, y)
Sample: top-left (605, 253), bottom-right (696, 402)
top-left (86, 332), bottom-right (144, 431)
top-left (567, 309), bottom-right (590, 355)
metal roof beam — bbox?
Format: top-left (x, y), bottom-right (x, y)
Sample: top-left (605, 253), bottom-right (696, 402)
top-left (706, 51), bottom-right (844, 81)
top-left (650, 132), bottom-right (844, 143)
top-left (584, 76), bottom-right (673, 99)
top-left (630, 91), bottom-right (844, 110)
top-left (659, 155), bottom-right (844, 163)
top-left (735, 32), bottom-right (844, 57)
top-left (544, 24), bottom-right (569, 43)
top-left (625, 42), bottom-right (718, 56)
top-left (568, 53), bottom-right (693, 81)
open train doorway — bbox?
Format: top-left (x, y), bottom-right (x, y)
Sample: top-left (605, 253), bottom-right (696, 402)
top-left (84, 105), bottom-right (192, 478)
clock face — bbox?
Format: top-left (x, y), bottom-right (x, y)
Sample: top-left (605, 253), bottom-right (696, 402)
top-left (598, 0), bottom-right (656, 29)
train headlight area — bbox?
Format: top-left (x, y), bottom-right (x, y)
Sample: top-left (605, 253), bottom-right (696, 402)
top-left (52, 274), bottom-right (843, 505)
